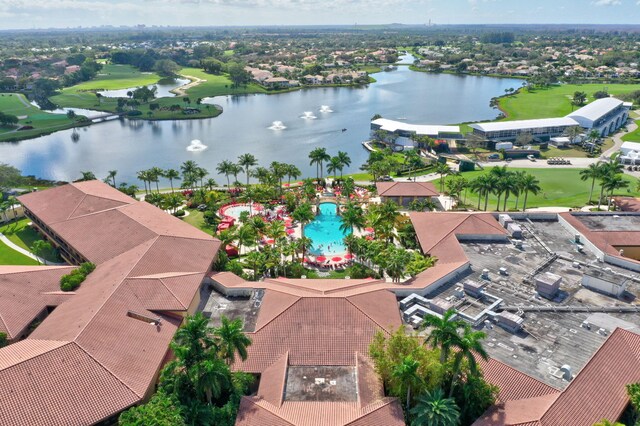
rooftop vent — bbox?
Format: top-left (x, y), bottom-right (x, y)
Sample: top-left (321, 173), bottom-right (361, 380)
top-left (560, 364), bottom-right (573, 381)
top-left (127, 310), bottom-right (162, 326)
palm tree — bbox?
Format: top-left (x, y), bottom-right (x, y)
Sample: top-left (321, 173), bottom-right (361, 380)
top-left (137, 170), bottom-right (150, 194)
top-left (392, 355), bottom-right (422, 414)
top-left (603, 173), bottom-right (629, 210)
top-left (422, 309), bottom-right (466, 363)
top-left (580, 162), bottom-right (603, 204)
top-left (327, 156), bottom-right (343, 179)
top-left (563, 125), bottom-right (583, 144)
top-left (107, 170), bottom-right (117, 187)
top-left (204, 178), bottom-right (218, 192)
top-left (448, 325), bottom-right (488, 397)
top-left (410, 388), bottom-right (461, 426)
top-left (164, 168), bottom-right (181, 193)
top-left (309, 147), bottom-right (331, 180)
top-left (30, 240), bottom-right (52, 264)
top-left (180, 160), bottom-right (199, 190)
top-left (216, 160), bottom-right (234, 188)
top-left (435, 162), bottom-right (450, 192)
top-left (235, 225), bottom-right (257, 255)
top-left (171, 312), bottom-right (217, 368)
top-left (214, 315), bottom-right (252, 365)
top-left (195, 167), bottom-right (208, 189)
top-left (403, 149), bottom-right (422, 180)
top-left (385, 247), bottom-right (412, 282)
top-left (190, 357), bottom-right (230, 405)
top-left (295, 236), bottom-right (312, 262)
top-left (286, 164), bottom-right (301, 185)
top-left (79, 171), bottom-right (96, 181)
top-left (501, 174), bottom-right (519, 211)
top-left (244, 250), bottom-right (266, 279)
top-left (336, 151), bottom-right (351, 179)
top-left (521, 173), bottom-right (541, 212)
top-left (339, 202), bottom-right (366, 234)
top-left (292, 202), bottom-right (315, 238)
top-left (270, 161), bottom-right (288, 195)
top-left (489, 166), bottom-right (509, 211)
top-left (238, 153), bottom-right (258, 186)
top-left (408, 199), bottom-right (436, 212)
top-left (149, 166), bottom-right (164, 192)
top-left (512, 171), bottom-right (527, 210)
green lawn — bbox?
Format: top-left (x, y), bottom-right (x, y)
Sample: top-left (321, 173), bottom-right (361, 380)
top-left (181, 209), bottom-right (214, 234)
top-left (435, 167), bottom-right (640, 210)
top-left (0, 240), bottom-right (38, 265)
top-left (0, 218), bottom-right (61, 262)
top-left (68, 64), bottom-right (161, 91)
top-left (622, 120), bottom-right (640, 142)
top-left (179, 68), bottom-right (267, 99)
top-left (0, 93), bottom-right (76, 141)
top-left (498, 84), bottom-right (640, 121)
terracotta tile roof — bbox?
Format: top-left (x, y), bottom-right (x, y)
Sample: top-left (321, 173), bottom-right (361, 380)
top-left (234, 287), bottom-right (404, 426)
top-left (612, 196), bottom-right (640, 212)
top-left (410, 212), bottom-right (508, 262)
top-left (540, 328), bottom-right (640, 426)
top-left (376, 181), bottom-right (439, 197)
top-left (478, 357), bottom-right (558, 402)
top-left (474, 328), bottom-right (640, 426)
top-left (560, 212), bottom-right (640, 264)
top-left (0, 340), bottom-right (139, 425)
top-left (0, 266), bottom-right (75, 339)
top-left (0, 181), bottom-right (221, 425)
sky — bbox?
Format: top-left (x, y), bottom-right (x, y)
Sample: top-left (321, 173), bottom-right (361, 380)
top-left (1, 0), bottom-right (639, 30)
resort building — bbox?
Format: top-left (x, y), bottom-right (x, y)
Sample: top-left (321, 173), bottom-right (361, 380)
top-left (3, 182), bottom-right (640, 425)
top-left (0, 181), bottom-right (221, 425)
top-left (370, 118), bottom-right (461, 139)
top-left (468, 117), bottom-right (578, 142)
top-left (618, 141), bottom-right (640, 165)
top-left (567, 97), bottom-right (631, 137)
top-left (376, 181), bottom-right (439, 207)
top-left (469, 97), bottom-right (631, 141)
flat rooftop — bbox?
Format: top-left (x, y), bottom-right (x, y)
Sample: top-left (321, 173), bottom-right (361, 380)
top-left (412, 217), bottom-right (640, 390)
top-left (573, 214), bottom-right (640, 232)
top-left (284, 366), bottom-right (357, 402)
top-left (199, 285), bottom-right (262, 332)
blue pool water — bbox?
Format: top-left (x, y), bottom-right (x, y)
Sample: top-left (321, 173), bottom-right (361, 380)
top-left (304, 202), bottom-right (351, 256)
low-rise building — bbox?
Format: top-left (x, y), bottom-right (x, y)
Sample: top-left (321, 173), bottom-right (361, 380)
top-left (376, 181), bottom-right (439, 208)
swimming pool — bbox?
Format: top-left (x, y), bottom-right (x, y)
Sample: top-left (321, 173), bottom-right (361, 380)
top-left (219, 203), bottom-right (263, 220)
top-left (304, 202), bottom-right (351, 256)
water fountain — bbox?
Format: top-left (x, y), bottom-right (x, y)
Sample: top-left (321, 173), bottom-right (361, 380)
top-left (319, 105), bottom-right (333, 113)
top-left (186, 139), bottom-right (208, 152)
top-left (268, 121), bottom-right (287, 130)
top-left (301, 111), bottom-right (317, 120)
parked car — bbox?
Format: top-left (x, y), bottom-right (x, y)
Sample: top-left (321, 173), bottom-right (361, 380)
top-left (378, 175), bottom-right (394, 182)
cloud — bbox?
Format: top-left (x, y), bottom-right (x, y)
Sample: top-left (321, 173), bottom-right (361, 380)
top-left (593, 0), bottom-right (621, 5)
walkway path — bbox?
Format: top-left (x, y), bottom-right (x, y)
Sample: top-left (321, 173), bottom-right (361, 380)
top-left (171, 74), bottom-right (205, 97)
top-left (603, 119), bottom-right (638, 158)
top-left (0, 233), bottom-right (64, 265)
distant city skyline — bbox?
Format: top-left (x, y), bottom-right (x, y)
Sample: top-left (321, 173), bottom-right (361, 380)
top-left (1, 0), bottom-right (638, 30)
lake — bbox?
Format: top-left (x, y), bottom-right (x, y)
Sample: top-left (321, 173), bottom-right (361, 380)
top-left (1, 59), bottom-right (520, 185)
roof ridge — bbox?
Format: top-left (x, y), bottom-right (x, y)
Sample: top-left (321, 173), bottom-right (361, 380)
top-left (345, 398), bottom-right (396, 425)
top-left (0, 339), bottom-right (71, 371)
top-left (539, 327), bottom-right (634, 422)
top-left (65, 193), bottom-right (88, 221)
top-left (158, 277), bottom-right (188, 310)
top-left (253, 295), bottom-right (302, 332)
top-left (69, 237), bottom-right (159, 341)
top-left (73, 341), bottom-right (143, 398)
top-left (0, 266), bottom-right (73, 276)
top-left (246, 397), bottom-right (295, 425)
top-left (346, 295), bottom-right (394, 334)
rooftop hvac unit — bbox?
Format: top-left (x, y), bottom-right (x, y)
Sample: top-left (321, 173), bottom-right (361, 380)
top-left (481, 269), bottom-right (490, 279)
top-left (499, 267), bottom-right (508, 276)
top-left (560, 364), bottom-right (573, 381)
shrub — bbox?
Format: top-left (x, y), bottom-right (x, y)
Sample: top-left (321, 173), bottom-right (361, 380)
top-left (285, 262), bottom-right (309, 278)
top-left (79, 262), bottom-right (96, 275)
top-left (345, 263), bottom-right (379, 279)
top-left (0, 332), bottom-right (7, 348)
top-left (126, 110), bottom-right (142, 117)
top-left (173, 210), bottom-right (186, 217)
top-left (60, 262), bottom-right (96, 291)
top-left (60, 272), bottom-right (85, 291)
top-left (225, 260), bottom-right (244, 277)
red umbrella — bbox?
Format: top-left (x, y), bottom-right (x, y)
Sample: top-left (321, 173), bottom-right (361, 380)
top-left (344, 253), bottom-right (354, 259)
top-left (286, 228), bottom-right (295, 235)
top-left (316, 256), bottom-right (327, 262)
top-left (283, 183), bottom-right (290, 187)
top-left (364, 227), bottom-right (374, 233)
top-left (265, 238), bottom-right (275, 244)
top-left (365, 235), bottom-right (373, 240)
top-left (331, 256), bottom-right (342, 262)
